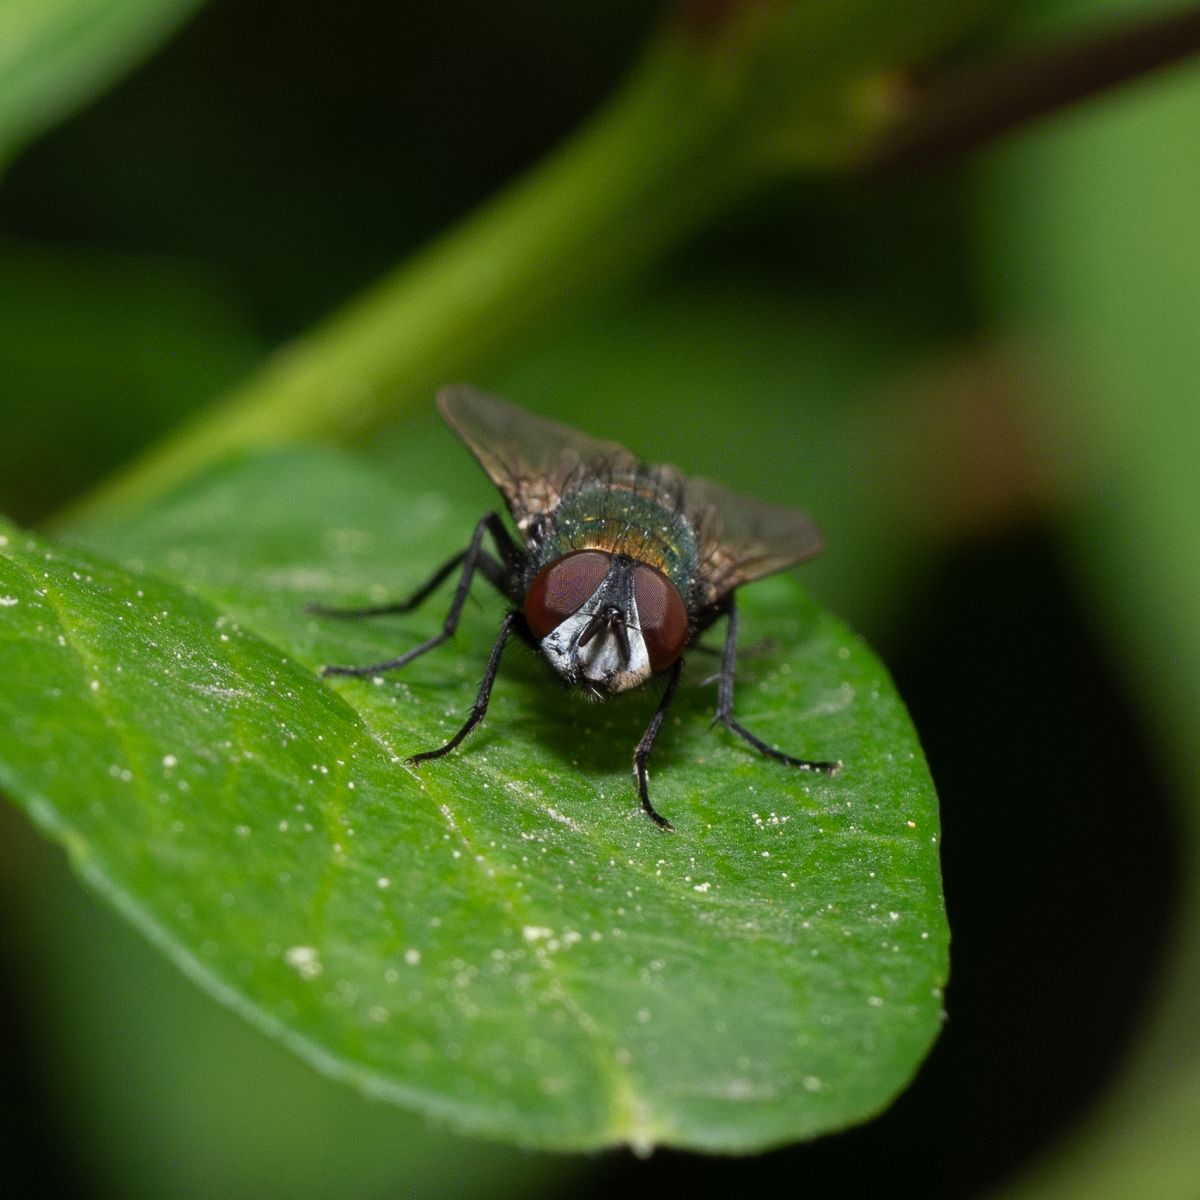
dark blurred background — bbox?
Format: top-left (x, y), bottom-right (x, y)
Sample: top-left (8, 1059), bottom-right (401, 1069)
top-left (0, 0), bottom-right (1193, 1196)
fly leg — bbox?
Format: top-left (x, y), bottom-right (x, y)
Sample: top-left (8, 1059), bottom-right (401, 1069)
top-left (317, 512), bottom-right (516, 678)
top-left (307, 550), bottom-right (472, 619)
top-left (407, 611), bottom-right (518, 763)
top-left (632, 658), bottom-right (684, 831)
top-left (309, 511), bottom-right (520, 621)
top-left (715, 596), bottom-right (841, 773)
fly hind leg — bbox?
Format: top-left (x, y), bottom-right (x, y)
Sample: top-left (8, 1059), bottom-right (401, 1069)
top-left (714, 596), bottom-right (841, 774)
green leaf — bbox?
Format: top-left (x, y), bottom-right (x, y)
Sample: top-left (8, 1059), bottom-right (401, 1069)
top-left (0, 443), bottom-right (946, 1152)
top-left (19, 824), bottom-right (569, 1199)
top-left (0, 0), bottom-right (203, 168)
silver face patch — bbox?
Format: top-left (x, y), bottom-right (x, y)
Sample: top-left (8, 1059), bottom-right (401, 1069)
top-left (539, 595), bottom-right (651, 693)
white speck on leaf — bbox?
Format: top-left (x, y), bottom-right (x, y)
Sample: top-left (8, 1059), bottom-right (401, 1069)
top-left (284, 945), bottom-right (322, 980)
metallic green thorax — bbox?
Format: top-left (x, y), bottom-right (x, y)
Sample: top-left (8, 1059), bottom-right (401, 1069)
top-left (539, 485), bottom-right (700, 601)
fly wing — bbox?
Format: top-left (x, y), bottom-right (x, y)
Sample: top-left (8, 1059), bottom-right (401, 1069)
top-left (439, 385), bottom-right (823, 603)
top-left (438, 385), bottom-right (643, 530)
top-left (682, 473), bottom-right (824, 610)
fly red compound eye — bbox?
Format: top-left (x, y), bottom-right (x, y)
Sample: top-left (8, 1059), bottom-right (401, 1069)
top-left (523, 550), bottom-right (611, 639)
top-left (632, 563), bottom-right (688, 672)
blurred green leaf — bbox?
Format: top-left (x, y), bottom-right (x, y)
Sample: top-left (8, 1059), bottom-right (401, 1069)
top-left (977, 2), bottom-right (1200, 1196)
top-left (0, 242), bottom-right (261, 523)
top-left (0, 0), bottom-right (203, 168)
top-left (0, 441), bottom-right (946, 1151)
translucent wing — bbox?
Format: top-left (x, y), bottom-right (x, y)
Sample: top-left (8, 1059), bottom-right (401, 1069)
top-left (681, 474), bottom-right (824, 609)
top-left (438, 385), bottom-right (824, 606)
top-left (438, 385), bottom-right (644, 531)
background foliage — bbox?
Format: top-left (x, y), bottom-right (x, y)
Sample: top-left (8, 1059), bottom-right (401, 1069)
top-left (1, 0), bottom-right (1197, 1196)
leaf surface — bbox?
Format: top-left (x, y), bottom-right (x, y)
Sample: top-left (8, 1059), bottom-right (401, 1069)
top-left (0, 444), bottom-right (946, 1151)
top-left (0, 0), bottom-right (202, 167)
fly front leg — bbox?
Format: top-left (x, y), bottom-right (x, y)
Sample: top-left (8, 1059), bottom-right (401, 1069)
top-left (318, 512), bottom-right (517, 678)
top-left (632, 658), bottom-right (684, 831)
top-left (715, 596), bottom-right (841, 774)
top-left (407, 611), bottom-right (519, 763)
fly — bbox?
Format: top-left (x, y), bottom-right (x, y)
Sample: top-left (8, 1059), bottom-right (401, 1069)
top-left (312, 386), bottom-right (840, 830)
